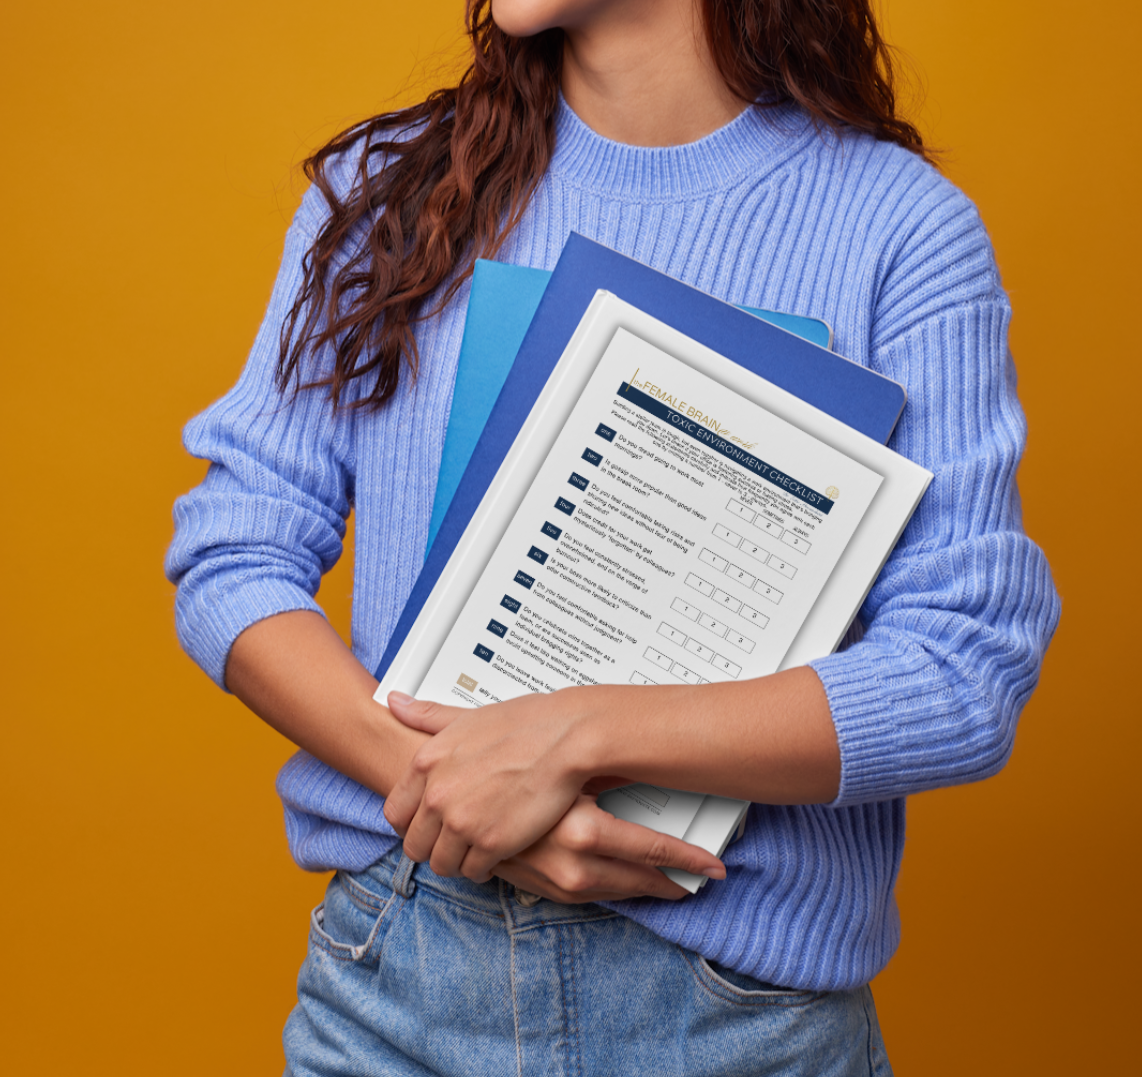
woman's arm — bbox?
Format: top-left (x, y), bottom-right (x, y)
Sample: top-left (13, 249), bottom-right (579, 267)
top-left (226, 610), bottom-right (425, 798)
top-left (385, 293), bottom-right (1059, 884)
top-left (165, 183), bottom-right (725, 904)
top-left (226, 610), bottom-right (727, 900)
top-left (383, 669), bottom-right (838, 882)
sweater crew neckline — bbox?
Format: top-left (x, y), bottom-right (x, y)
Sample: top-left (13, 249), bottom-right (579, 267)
top-left (547, 94), bottom-right (811, 200)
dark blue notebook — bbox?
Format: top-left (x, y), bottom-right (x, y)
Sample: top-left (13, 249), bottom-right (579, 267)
top-left (425, 259), bottom-right (834, 552)
top-left (375, 233), bottom-right (905, 679)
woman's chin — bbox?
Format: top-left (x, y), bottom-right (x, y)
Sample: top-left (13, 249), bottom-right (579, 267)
top-left (489, 0), bottom-right (590, 38)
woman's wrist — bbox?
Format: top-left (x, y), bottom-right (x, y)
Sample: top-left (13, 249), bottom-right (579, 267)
top-left (559, 684), bottom-right (627, 785)
top-left (571, 670), bottom-right (840, 805)
top-left (569, 682), bottom-right (684, 782)
top-left (226, 610), bottom-right (431, 800)
top-left (358, 699), bottom-right (433, 799)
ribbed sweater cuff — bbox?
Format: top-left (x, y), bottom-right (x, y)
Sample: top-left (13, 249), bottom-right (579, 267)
top-left (810, 645), bottom-right (932, 806)
top-left (174, 570), bottom-right (323, 689)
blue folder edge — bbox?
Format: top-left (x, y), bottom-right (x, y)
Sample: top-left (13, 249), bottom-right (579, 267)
top-left (426, 260), bottom-right (835, 552)
top-left (376, 233), bottom-right (906, 681)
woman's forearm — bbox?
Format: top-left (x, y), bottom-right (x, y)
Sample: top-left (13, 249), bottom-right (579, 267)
top-left (387, 665), bottom-right (841, 852)
top-left (227, 610), bottom-right (729, 897)
top-left (384, 667), bottom-right (840, 879)
top-left (574, 667), bottom-right (841, 804)
top-left (225, 610), bottom-right (428, 797)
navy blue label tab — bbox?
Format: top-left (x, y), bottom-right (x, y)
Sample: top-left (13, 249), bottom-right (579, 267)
top-left (568, 472), bottom-right (589, 491)
top-left (513, 570), bottom-right (535, 590)
top-left (486, 619), bottom-right (507, 638)
top-left (473, 643), bottom-right (494, 662)
top-left (500, 594), bottom-right (521, 614)
top-left (595, 423), bottom-right (616, 442)
top-left (581, 448), bottom-right (603, 466)
top-left (541, 521), bottom-right (562, 541)
top-left (554, 497), bottom-right (576, 516)
top-left (527, 545), bottom-right (549, 565)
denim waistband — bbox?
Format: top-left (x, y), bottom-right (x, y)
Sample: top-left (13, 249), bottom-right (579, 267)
top-left (347, 846), bottom-right (621, 932)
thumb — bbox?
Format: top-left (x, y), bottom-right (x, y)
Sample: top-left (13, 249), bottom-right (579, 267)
top-left (386, 692), bottom-right (457, 734)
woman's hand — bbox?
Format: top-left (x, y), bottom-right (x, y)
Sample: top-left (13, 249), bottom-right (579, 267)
top-left (383, 668), bottom-right (839, 885)
top-left (382, 687), bottom-right (618, 881)
top-left (383, 689), bottom-right (721, 890)
top-left (492, 794), bottom-right (724, 904)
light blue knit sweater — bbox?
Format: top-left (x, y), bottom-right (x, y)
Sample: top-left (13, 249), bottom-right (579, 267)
top-left (166, 98), bottom-right (1059, 990)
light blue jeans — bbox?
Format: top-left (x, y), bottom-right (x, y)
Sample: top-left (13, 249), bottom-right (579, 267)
top-left (284, 849), bottom-right (892, 1076)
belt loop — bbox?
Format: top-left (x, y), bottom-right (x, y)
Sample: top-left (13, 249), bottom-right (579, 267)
top-left (391, 852), bottom-right (418, 898)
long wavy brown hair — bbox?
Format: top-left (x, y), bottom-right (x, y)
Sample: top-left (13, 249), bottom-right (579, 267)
top-left (278, 0), bottom-right (927, 410)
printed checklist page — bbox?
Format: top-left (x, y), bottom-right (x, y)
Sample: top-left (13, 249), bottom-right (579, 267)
top-left (415, 330), bottom-right (883, 757)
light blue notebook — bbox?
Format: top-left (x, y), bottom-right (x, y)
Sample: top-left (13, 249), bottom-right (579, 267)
top-left (426, 259), bottom-right (835, 553)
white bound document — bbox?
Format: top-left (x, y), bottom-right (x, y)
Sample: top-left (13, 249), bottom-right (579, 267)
top-left (377, 293), bottom-right (932, 891)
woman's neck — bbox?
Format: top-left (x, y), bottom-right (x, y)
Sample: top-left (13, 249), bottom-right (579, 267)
top-left (557, 0), bottom-right (746, 148)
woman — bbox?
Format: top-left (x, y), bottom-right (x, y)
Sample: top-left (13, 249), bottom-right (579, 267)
top-left (166, 0), bottom-right (1059, 1072)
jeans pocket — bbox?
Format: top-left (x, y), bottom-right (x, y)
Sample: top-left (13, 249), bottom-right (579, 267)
top-left (685, 951), bottom-right (820, 1006)
top-left (308, 870), bottom-right (405, 965)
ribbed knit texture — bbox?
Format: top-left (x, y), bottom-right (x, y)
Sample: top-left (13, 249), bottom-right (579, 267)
top-left (166, 98), bottom-right (1060, 990)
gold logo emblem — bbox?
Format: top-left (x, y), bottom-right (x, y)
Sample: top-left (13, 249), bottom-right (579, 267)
top-left (457, 673), bottom-right (478, 692)
top-left (825, 486), bottom-right (840, 500)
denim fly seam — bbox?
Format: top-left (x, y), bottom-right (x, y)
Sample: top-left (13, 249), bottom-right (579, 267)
top-left (491, 867), bottom-right (616, 1077)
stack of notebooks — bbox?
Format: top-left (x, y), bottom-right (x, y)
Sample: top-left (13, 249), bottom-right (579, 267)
top-left (374, 234), bottom-right (931, 890)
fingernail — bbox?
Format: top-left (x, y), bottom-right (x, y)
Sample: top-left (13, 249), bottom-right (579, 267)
top-left (702, 866), bottom-right (726, 879)
top-left (388, 691), bottom-right (415, 706)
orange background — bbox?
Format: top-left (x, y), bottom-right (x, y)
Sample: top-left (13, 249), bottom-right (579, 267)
top-left (2, 1), bottom-right (1138, 1072)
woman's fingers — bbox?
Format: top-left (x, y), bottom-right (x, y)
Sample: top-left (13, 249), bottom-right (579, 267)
top-left (564, 802), bottom-right (726, 880)
top-left (498, 855), bottom-right (689, 904)
top-left (395, 798), bottom-right (443, 862)
top-left (382, 690), bottom-right (595, 874)
top-left (386, 692), bottom-right (458, 734)
top-left (427, 827), bottom-right (479, 880)
top-left (488, 796), bottom-right (728, 904)
top-left (381, 741), bottom-right (435, 835)
top-left (542, 850), bottom-right (692, 902)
